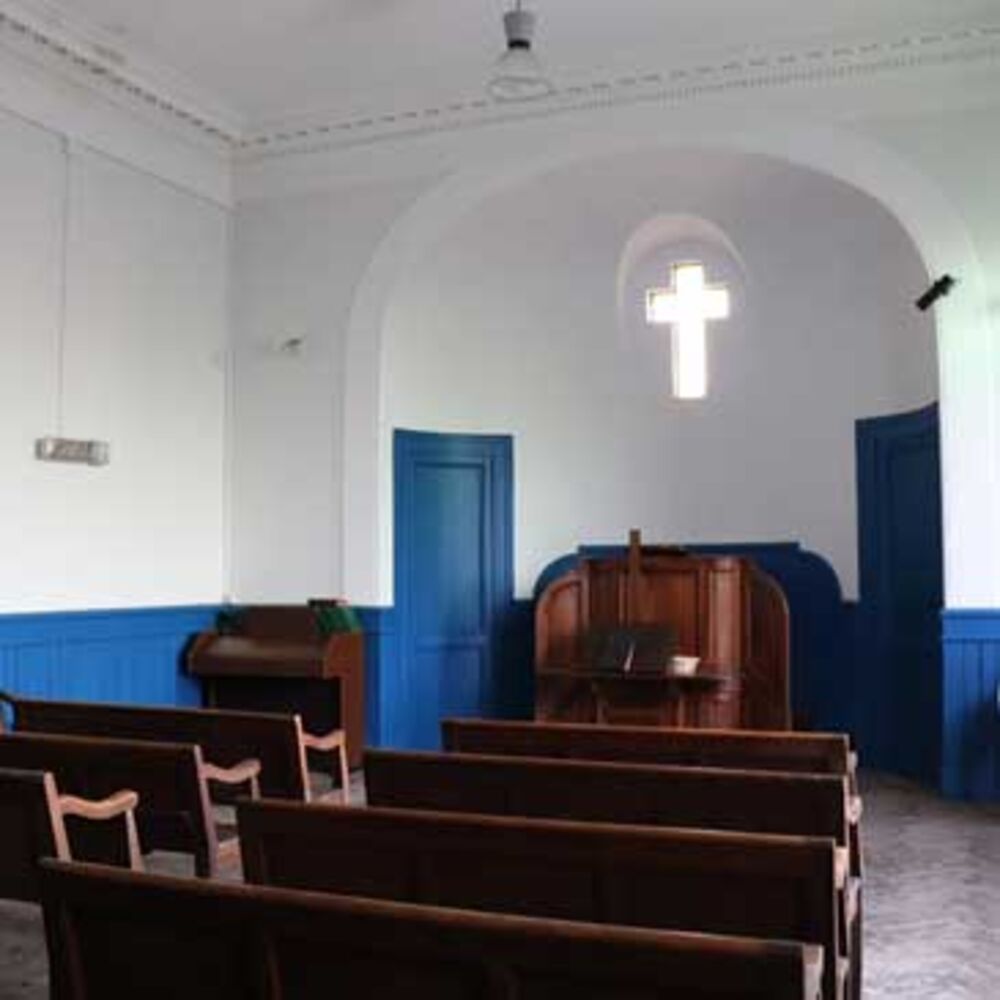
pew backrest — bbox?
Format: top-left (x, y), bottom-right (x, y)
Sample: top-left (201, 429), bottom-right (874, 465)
top-left (0, 768), bottom-right (67, 901)
top-left (366, 749), bottom-right (851, 847)
top-left (0, 732), bottom-right (222, 876)
top-left (240, 799), bottom-right (843, 998)
top-left (41, 860), bottom-right (824, 1000)
top-left (443, 718), bottom-right (853, 780)
top-left (0, 767), bottom-right (142, 902)
top-left (2, 694), bottom-right (310, 800)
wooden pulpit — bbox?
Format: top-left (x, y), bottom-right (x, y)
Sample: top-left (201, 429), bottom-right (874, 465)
top-left (535, 532), bottom-right (790, 730)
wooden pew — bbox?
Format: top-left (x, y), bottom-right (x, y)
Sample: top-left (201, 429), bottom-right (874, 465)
top-left (40, 860), bottom-right (825, 1000)
top-left (239, 800), bottom-right (846, 999)
top-left (442, 718), bottom-right (861, 863)
top-left (0, 691), bottom-right (349, 804)
top-left (0, 767), bottom-right (142, 902)
top-left (366, 749), bottom-right (852, 843)
top-left (442, 718), bottom-right (857, 788)
top-left (367, 748), bottom-right (860, 994)
top-left (442, 717), bottom-right (864, 998)
top-left (0, 732), bottom-right (259, 877)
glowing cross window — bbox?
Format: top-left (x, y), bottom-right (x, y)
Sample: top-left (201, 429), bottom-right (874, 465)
top-left (646, 262), bottom-right (731, 399)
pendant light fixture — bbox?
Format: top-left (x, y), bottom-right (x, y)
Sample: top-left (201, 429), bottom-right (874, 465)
top-left (34, 138), bottom-right (110, 467)
top-left (489, 1), bottom-right (555, 102)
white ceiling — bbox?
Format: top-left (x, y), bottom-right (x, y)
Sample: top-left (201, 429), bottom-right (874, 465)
top-left (20, 0), bottom-right (1000, 125)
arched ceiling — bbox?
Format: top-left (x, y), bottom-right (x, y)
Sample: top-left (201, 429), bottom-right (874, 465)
top-left (15, 0), bottom-right (999, 125)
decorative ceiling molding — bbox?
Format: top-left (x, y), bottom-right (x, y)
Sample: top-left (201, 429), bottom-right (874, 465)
top-left (236, 23), bottom-right (1000, 162)
top-left (0, 0), bottom-right (242, 147)
top-left (0, 1), bottom-right (997, 162)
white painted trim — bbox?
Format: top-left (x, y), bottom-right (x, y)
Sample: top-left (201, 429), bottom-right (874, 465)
top-left (0, 43), bottom-right (232, 205)
top-left (3, 0), bottom-right (999, 176)
top-left (238, 22), bottom-right (1000, 162)
top-left (0, 0), bottom-right (243, 140)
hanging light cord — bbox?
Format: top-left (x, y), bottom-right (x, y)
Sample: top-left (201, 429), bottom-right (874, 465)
top-left (55, 136), bottom-right (71, 436)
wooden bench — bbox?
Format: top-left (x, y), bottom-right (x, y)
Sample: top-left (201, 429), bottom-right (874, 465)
top-left (239, 799), bottom-right (846, 999)
top-left (442, 718), bottom-right (857, 788)
top-left (0, 692), bottom-right (349, 804)
top-left (442, 717), bottom-right (864, 998)
top-left (40, 860), bottom-right (825, 1000)
top-left (0, 767), bottom-right (142, 902)
top-left (367, 748), bottom-right (860, 994)
top-left (442, 718), bottom-right (862, 860)
top-left (0, 731), bottom-right (259, 878)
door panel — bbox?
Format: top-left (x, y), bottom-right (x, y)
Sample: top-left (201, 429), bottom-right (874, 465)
top-left (856, 403), bottom-right (943, 782)
top-left (395, 431), bottom-right (513, 749)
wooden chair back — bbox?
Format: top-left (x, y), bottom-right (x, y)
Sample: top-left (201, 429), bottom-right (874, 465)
top-left (40, 860), bottom-right (824, 1000)
top-left (240, 800), bottom-right (844, 998)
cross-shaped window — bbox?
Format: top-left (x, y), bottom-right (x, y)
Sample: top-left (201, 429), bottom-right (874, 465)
top-left (646, 262), bottom-right (731, 399)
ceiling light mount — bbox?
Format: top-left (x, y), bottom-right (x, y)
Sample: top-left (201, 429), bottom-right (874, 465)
top-left (489, 1), bottom-right (555, 103)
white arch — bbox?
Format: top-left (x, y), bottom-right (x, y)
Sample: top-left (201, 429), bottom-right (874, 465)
top-left (343, 109), bottom-right (993, 607)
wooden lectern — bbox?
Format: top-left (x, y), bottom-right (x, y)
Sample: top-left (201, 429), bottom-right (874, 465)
top-left (535, 532), bottom-right (790, 730)
top-left (187, 602), bottom-right (365, 768)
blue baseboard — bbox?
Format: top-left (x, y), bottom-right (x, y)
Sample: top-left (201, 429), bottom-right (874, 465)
top-left (355, 606), bottom-right (398, 748)
top-left (941, 610), bottom-right (1000, 802)
top-left (0, 606), bottom-right (220, 712)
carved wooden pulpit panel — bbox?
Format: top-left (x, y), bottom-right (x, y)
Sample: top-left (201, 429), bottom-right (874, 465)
top-left (535, 532), bottom-right (790, 730)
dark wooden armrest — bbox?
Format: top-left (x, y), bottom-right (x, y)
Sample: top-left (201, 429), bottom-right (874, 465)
top-left (301, 726), bottom-right (351, 804)
top-left (203, 758), bottom-right (262, 785)
top-left (301, 728), bottom-right (345, 752)
top-left (834, 847), bottom-right (849, 890)
top-left (845, 877), bottom-right (861, 925)
top-left (203, 758), bottom-right (262, 803)
top-left (58, 790), bottom-right (139, 822)
top-left (802, 944), bottom-right (824, 1000)
top-left (848, 795), bottom-right (863, 824)
top-left (58, 789), bottom-right (144, 871)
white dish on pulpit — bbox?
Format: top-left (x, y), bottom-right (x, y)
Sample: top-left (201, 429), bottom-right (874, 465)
top-left (670, 656), bottom-right (700, 676)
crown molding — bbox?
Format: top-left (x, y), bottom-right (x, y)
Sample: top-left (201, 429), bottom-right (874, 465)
top-left (0, 0), bottom-right (243, 147)
top-left (236, 23), bottom-right (1000, 162)
top-left (0, 3), bottom-right (997, 165)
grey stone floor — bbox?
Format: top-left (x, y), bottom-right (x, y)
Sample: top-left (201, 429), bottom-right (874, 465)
top-left (2, 772), bottom-right (998, 998)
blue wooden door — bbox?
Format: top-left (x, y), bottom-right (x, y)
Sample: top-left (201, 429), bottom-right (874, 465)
top-left (393, 430), bottom-right (514, 749)
top-left (857, 404), bottom-right (943, 783)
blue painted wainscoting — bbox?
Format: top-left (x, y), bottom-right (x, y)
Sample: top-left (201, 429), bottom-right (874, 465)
top-left (941, 611), bottom-right (1000, 802)
top-left (355, 606), bottom-right (397, 748)
top-left (0, 606), bottom-right (219, 713)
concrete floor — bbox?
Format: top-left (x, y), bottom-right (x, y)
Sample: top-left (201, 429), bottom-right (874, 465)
top-left (1, 773), bottom-right (998, 999)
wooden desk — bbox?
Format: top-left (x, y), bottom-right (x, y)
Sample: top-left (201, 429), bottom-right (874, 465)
top-left (187, 605), bottom-right (365, 769)
top-left (536, 666), bottom-right (729, 728)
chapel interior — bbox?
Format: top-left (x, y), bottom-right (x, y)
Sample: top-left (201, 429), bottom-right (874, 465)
top-left (0, 1), bottom-right (999, 998)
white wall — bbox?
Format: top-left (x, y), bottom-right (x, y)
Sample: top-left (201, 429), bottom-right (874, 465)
top-left (230, 175), bottom-right (433, 602)
top-left (232, 67), bottom-right (1000, 610)
top-left (0, 108), bottom-right (229, 611)
top-left (382, 151), bottom-right (936, 598)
